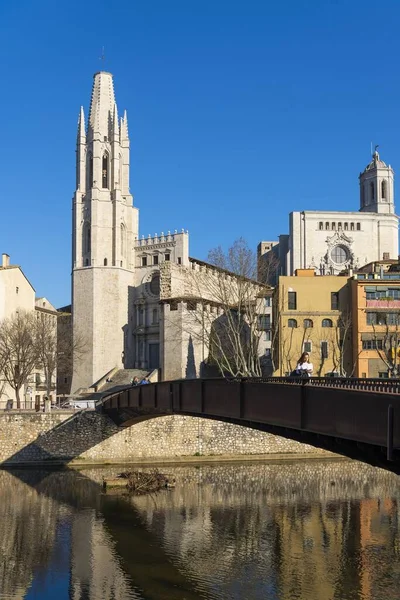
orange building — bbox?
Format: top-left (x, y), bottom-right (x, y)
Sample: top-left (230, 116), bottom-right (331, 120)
top-left (351, 266), bottom-right (400, 378)
top-left (275, 270), bottom-right (352, 376)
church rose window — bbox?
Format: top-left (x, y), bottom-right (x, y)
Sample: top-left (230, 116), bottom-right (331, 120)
top-left (330, 245), bottom-right (349, 265)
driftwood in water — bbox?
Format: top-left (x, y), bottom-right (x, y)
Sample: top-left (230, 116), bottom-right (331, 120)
top-left (103, 469), bottom-right (175, 495)
top-left (102, 478), bottom-right (127, 488)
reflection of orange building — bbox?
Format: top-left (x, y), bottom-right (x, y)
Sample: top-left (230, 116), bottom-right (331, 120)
top-left (351, 268), bottom-right (400, 378)
top-left (275, 495), bottom-right (400, 600)
top-left (359, 497), bottom-right (397, 600)
top-left (275, 503), bottom-right (345, 600)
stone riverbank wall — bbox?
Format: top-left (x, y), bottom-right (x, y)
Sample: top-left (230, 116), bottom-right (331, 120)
top-left (0, 411), bottom-right (330, 465)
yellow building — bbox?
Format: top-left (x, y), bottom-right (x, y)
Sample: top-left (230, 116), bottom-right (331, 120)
top-left (274, 270), bottom-right (352, 376)
top-left (351, 268), bottom-right (400, 378)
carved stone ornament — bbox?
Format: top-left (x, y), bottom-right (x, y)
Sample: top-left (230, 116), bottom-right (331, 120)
top-left (325, 231), bottom-right (353, 247)
top-left (322, 231), bottom-right (355, 272)
top-left (142, 269), bottom-right (161, 299)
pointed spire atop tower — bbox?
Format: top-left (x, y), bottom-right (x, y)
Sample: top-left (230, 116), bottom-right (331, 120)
top-left (120, 109), bottom-right (129, 142)
top-left (88, 71), bottom-right (116, 138)
top-left (77, 106), bottom-right (86, 144)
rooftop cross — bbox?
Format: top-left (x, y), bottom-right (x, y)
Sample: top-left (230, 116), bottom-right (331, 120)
top-left (99, 46), bottom-right (106, 69)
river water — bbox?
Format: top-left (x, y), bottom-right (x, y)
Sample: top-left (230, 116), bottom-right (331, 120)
top-left (1, 459), bottom-right (400, 599)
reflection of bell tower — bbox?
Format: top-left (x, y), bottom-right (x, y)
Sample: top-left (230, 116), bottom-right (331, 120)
top-left (359, 148), bottom-right (395, 214)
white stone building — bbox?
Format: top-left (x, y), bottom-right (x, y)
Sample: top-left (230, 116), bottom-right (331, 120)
top-left (0, 254), bottom-right (35, 319)
top-left (0, 254), bottom-right (58, 406)
top-left (259, 149), bottom-right (399, 280)
top-left (159, 260), bottom-right (272, 380)
top-left (71, 71), bottom-right (272, 390)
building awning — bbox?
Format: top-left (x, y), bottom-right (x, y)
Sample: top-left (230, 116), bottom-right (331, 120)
top-left (364, 286), bottom-right (389, 292)
top-left (361, 333), bottom-right (384, 341)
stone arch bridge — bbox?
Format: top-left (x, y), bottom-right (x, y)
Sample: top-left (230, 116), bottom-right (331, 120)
top-left (101, 377), bottom-right (400, 472)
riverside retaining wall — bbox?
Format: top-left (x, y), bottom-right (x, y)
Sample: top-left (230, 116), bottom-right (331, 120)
top-left (0, 411), bottom-right (329, 465)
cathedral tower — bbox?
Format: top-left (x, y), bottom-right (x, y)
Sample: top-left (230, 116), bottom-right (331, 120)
top-left (359, 148), bottom-right (395, 214)
top-left (72, 72), bottom-right (138, 391)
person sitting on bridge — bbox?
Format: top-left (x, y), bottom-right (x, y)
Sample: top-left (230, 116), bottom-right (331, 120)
top-left (295, 352), bottom-right (313, 377)
top-left (131, 376), bottom-right (140, 386)
top-left (140, 377), bottom-right (150, 385)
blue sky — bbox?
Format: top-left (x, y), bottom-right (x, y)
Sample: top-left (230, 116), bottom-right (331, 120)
top-left (1, 0), bottom-right (400, 307)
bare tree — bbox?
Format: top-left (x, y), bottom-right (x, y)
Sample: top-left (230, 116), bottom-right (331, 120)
top-left (165, 238), bottom-right (271, 378)
top-left (331, 310), bottom-right (359, 376)
top-left (34, 310), bottom-right (87, 398)
top-left (372, 317), bottom-right (400, 377)
top-left (277, 313), bottom-right (354, 378)
top-left (34, 312), bottom-right (57, 399)
top-left (258, 250), bottom-right (280, 285)
top-left (0, 311), bottom-right (38, 408)
top-left (281, 325), bottom-right (296, 375)
top-left (280, 321), bottom-right (313, 376)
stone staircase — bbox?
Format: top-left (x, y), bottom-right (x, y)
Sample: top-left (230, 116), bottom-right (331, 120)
top-left (96, 369), bottom-right (149, 393)
top-left (70, 368), bottom-right (153, 405)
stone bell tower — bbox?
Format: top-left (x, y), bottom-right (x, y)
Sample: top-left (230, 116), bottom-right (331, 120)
top-left (71, 71), bottom-right (139, 391)
top-left (359, 147), bottom-right (395, 214)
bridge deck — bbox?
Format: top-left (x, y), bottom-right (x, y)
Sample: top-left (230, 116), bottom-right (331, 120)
top-left (100, 378), bottom-right (400, 470)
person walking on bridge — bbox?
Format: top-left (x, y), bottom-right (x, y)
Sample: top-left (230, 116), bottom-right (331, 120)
top-left (295, 352), bottom-right (313, 377)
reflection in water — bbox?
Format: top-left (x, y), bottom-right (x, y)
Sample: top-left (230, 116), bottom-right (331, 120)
top-left (1, 460), bottom-right (400, 599)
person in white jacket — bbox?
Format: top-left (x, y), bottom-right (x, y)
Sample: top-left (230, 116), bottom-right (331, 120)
top-left (296, 352), bottom-right (313, 377)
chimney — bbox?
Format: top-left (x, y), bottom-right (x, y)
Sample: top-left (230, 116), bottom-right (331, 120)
top-left (1, 254), bottom-right (10, 268)
top-left (383, 252), bottom-right (390, 260)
